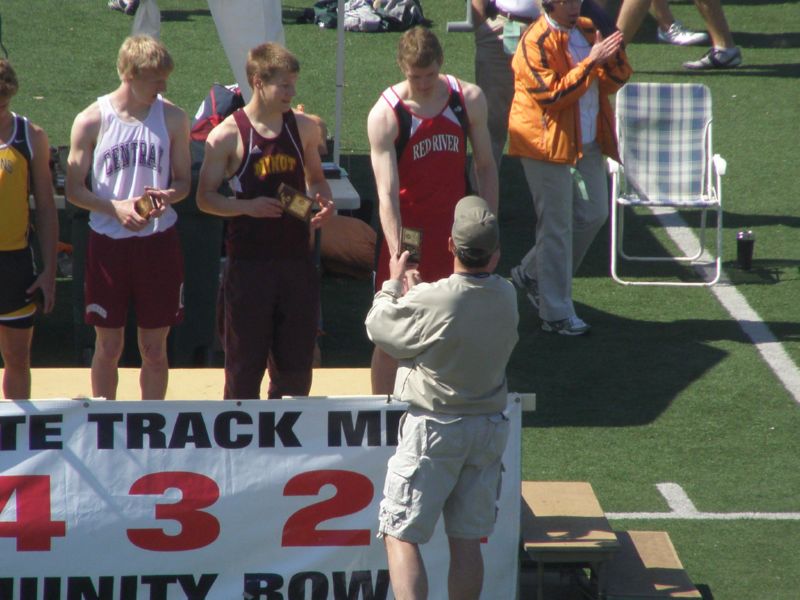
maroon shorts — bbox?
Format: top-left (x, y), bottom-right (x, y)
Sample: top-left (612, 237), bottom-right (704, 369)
top-left (84, 227), bottom-right (184, 329)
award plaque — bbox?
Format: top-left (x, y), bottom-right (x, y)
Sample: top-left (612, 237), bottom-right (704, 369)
top-left (277, 183), bottom-right (314, 222)
top-left (400, 227), bottom-right (423, 263)
top-left (134, 193), bottom-right (155, 218)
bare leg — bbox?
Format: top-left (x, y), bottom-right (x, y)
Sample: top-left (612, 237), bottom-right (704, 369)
top-left (385, 535), bottom-right (428, 600)
top-left (0, 325), bottom-right (33, 399)
top-left (371, 346), bottom-right (398, 395)
top-left (650, 0), bottom-right (674, 31)
top-left (616, 0), bottom-right (652, 44)
top-left (92, 327), bottom-right (124, 399)
top-left (138, 326), bottom-right (170, 400)
top-left (693, 0), bottom-right (734, 48)
top-left (448, 537), bottom-right (484, 600)
top-left (650, 0), bottom-right (709, 45)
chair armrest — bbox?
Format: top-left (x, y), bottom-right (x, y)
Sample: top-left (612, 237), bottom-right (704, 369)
top-left (712, 154), bottom-right (727, 176)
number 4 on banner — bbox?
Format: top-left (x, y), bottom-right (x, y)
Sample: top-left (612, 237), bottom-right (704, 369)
top-left (0, 475), bottom-right (66, 551)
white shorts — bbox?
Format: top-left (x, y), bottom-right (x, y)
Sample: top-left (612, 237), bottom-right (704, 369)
top-left (378, 409), bottom-right (509, 544)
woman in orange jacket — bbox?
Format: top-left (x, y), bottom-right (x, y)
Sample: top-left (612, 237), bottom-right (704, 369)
top-left (507, 0), bottom-right (631, 335)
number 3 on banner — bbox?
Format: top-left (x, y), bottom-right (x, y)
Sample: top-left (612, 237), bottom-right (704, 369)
top-left (282, 470), bottom-right (373, 547)
top-left (127, 471), bottom-right (221, 551)
top-left (0, 475), bottom-right (66, 551)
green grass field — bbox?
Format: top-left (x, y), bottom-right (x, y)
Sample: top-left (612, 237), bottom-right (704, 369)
top-left (3, 0), bottom-right (800, 597)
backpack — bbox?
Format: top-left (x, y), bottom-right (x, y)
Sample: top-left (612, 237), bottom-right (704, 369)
top-left (313, 0), bottom-right (339, 29)
top-left (190, 83), bottom-right (245, 144)
top-left (190, 83), bottom-right (245, 169)
top-left (373, 0), bottom-right (428, 31)
top-left (312, 0), bottom-right (428, 32)
top-left (344, 0), bottom-right (383, 32)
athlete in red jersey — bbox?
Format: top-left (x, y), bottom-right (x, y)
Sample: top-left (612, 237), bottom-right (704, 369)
top-left (373, 74), bottom-right (471, 288)
top-left (197, 43), bottom-right (334, 400)
top-left (367, 27), bottom-right (498, 394)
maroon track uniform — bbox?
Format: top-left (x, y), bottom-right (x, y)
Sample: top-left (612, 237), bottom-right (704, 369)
top-left (220, 109), bottom-right (318, 399)
top-left (375, 75), bottom-right (470, 288)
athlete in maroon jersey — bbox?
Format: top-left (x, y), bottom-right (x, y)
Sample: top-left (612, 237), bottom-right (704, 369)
top-left (367, 27), bottom-right (498, 394)
top-left (197, 42), bottom-right (334, 400)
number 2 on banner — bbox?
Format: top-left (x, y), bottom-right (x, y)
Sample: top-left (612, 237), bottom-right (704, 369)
top-left (282, 470), bottom-right (373, 547)
top-left (0, 475), bottom-right (66, 551)
top-left (127, 471), bottom-right (221, 551)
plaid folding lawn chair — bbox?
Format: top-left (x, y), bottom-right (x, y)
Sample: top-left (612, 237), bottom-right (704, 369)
top-left (609, 83), bottom-right (725, 286)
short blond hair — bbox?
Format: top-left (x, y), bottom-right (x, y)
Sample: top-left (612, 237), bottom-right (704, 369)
top-left (397, 26), bottom-right (443, 70)
top-left (0, 59), bottom-right (19, 100)
top-left (117, 35), bottom-right (174, 80)
top-left (245, 43), bottom-right (300, 89)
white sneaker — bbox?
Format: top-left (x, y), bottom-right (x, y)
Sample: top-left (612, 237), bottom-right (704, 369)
top-left (683, 47), bottom-right (742, 70)
top-left (108, 0), bottom-right (139, 15)
top-left (542, 316), bottom-right (591, 336)
top-left (657, 21), bottom-right (709, 46)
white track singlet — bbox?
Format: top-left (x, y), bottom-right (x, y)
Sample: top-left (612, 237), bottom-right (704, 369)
top-left (90, 94), bottom-right (176, 238)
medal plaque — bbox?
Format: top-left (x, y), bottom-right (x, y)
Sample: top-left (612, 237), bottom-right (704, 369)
top-left (134, 193), bottom-right (155, 218)
top-left (401, 227), bottom-right (423, 263)
top-left (277, 183), bottom-right (314, 222)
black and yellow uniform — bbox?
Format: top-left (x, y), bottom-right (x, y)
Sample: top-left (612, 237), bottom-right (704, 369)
top-left (0, 113), bottom-right (37, 326)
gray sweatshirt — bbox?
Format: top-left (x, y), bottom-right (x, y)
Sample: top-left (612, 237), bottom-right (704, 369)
top-left (365, 273), bottom-right (519, 415)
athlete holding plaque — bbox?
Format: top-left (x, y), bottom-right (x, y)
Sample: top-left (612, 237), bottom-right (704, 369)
top-left (197, 42), bottom-right (334, 400)
top-left (367, 27), bottom-right (498, 394)
top-left (66, 35), bottom-right (190, 400)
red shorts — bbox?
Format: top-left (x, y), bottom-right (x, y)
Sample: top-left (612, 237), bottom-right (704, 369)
top-left (84, 227), bottom-right (184, 329)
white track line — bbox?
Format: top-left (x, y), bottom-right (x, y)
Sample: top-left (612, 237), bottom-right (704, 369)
top-left (606, 483), bottom-right (800, 521)
top-left (652, 207), bottom-right (800, 405)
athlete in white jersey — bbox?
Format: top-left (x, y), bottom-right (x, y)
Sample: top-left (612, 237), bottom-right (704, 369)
top-left (89, 92), bottom-right (177, 238)
top-left (66, 35), bottom-right (190, 400)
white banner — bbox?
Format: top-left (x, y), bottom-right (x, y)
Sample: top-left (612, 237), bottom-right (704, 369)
top-left (0, 396), bottom-right (520, 599)
top-left (207, 0), bottom-right (286, 103)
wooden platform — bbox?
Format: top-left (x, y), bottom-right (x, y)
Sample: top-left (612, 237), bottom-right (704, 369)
top-left (521, 481), bottom-right (620, 554)
top-left (605, 531), bottom-right (702, 599)
top-left (2, 368), bottom-right (373, 400)
top-left (521, 481), bottom-right (620, 600)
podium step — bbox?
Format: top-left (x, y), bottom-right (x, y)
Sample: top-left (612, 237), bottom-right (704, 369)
top-left (6, 368), bottom-right (373, 401)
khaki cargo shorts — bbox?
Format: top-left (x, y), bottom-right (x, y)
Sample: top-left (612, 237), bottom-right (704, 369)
top-left (378, 409), bottom-right (509, 544)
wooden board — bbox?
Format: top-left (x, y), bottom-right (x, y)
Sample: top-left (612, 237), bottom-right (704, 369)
top-left (521, 481), bottom-right (619, 554)
top-left (2, 368), bottom-right (373, 401)
top-left (606, 531), bottom-right (702, 599)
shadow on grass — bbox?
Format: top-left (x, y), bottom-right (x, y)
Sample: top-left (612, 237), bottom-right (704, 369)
top-left (496, 159), bottom-right (800, 428)
top-left (726, 259), bottom-right (800, 285)
top-left (698, 583), bottom-right (715, 600)
top-left (512, 227), bottom-right (800, 428)
top-left (638, 63), bottom-right (800, 79)
top-left (724, 210), bottom-right (800, 230)
top-left (161, 9), bottom-right (212, 21)
top-left (733, 31), bottom-right (800, 50)
top-left (516, 307), bottom-right (717, 428)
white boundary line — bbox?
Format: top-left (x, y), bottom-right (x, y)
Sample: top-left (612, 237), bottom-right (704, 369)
top-left (651, 207), bottom-right (800, 405)
top-left (606, 483), bottom-right (800, 521)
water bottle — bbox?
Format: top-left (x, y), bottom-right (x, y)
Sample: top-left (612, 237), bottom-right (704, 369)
top-left (736, 230), bottom-right (755, 270)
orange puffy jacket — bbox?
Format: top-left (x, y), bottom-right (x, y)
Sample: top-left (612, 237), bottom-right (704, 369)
top-left (508, 15), bottom-right (632, 165)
